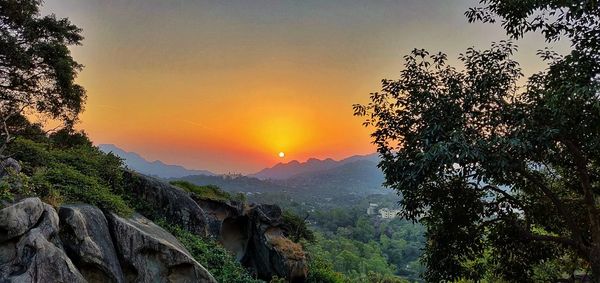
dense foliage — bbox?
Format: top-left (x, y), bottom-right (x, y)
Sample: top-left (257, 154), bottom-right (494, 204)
top-left (307, 203), bottom-right (424, 282)
top-left (356, 1), bottom-right (600, 281)
top-left (0, 0), bottom-right (85, 156)
top-left (158, 220), bottom-right (261, 283)
top-left (1, 132), bottom-right (132, 215)
top-left (170, 180), bottom-right (246, 202)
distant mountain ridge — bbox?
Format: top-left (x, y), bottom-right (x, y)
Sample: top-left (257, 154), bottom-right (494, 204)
top-left (250, 153), bottom-right (379, 180)
top-left (98, 144), bottom-right (215, 179)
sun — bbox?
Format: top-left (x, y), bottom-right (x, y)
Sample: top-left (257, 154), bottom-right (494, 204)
top-left (278, 152), bottom-right (285, 158)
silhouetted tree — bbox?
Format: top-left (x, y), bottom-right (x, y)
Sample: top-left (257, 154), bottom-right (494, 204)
top-left (0, 0), bottom-right (85, 156)
top-left (355, 1), bottom-right (600, 281)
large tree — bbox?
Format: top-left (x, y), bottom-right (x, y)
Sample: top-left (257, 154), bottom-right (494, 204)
top-left (355, 0), bottom-right (600, 281)
top-left (0, 0), bottom-right (85, 155)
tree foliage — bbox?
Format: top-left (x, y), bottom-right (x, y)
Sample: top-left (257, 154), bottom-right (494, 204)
top-left (0, 0), bottom-right (85, 154)
top-left (355, 1), bottom-right (600, 281)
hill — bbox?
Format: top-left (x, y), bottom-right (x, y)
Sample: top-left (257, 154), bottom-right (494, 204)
top-left (250, 153), bottom-right (379, 180)
top-left (98, 144), bottom-right (215, 179)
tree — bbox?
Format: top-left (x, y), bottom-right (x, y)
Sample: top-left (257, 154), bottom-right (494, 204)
top-left (0, 0), bottom-right (85, 156)
top-left (355, 1), bottom-right (600, 281)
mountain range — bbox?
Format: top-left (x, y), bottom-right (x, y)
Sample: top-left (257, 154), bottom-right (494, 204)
top-left (99, 144), bottom-right (387, 199)
top-left (249, 153), bottom-right (379, 180)
top-left (98, 144), bottom-right (215, 179)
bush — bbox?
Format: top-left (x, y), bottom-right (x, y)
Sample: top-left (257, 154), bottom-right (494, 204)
top-left (282, 210), bottom-right (315, 243)
top-left (32, 163), bottom-right (132, 216)
top-left (306, 253), bottom-right (346, 283)
top-left (158, 220), bottom-right (260, 283)
top-left (4, 135), bottom-right (132, 215)
top-left (170, 180), bottom-right (234, 201)
top-left (0, 169), bottom-right (33, 205)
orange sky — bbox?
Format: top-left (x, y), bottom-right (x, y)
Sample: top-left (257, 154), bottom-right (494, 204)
top-left (42, 0), bottom-right (568, 173)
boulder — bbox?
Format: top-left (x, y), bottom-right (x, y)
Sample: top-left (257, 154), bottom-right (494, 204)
top-left (0, 158), bottom-right (21, 178)
top-left (243, 204), bottom-right (307, 283)
top-left (59, 204), bottom-right (124, 283)
top-left (0, 197), bottom-right (44, 242)
top-left (191, 197), bottom-right (251, 260)
top-left (0, 199), bottom-right (86, 283)
top-left (106, 212), bottom-right (216, 283)
top-left (122, 171), bottom-right (208, 237)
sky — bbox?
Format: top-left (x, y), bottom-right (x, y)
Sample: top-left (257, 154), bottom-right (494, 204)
top-left (41, 0), bottom-right (568, 174)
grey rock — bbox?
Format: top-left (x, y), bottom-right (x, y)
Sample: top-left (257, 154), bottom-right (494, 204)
top-left (0, 197), bottom-right (44, 242)
top-left (0, 158), bottom-right (21, 178)
top-left (195, 197), bottom-right (308, 282)
top-left (122, 171), bottom-right (208, 237)
top-left (0, 201), bottom-right (86, 283)
top-left (243, 204), bottom-right (307, 283)
top-left (106, 212), bottom-right (216, 283)
top-left (59, 204), bottom-right (124, 283)
top-left (191, 197), bottom-right (250, 260)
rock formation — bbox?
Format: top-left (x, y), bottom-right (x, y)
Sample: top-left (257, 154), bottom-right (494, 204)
top-left (0, 198), bottom-right (87, 283)
top-left (122, 171), bottom-right (209, 237)
top-left (0, 172), bottom-right (307, 282)
top-left (130, 174), bottom-right (309, 282)
top-left (107, 212), bottom-right (215, 283)
top-left (0, 198), bottom-right (216, 283)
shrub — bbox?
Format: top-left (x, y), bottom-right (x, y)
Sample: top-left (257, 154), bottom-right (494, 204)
top-left (306, 252), bottom-right (346, 283)
top-left (157, 220), bottom-right (260, 283)
top-left (32, 163), bottom-right (132, 216)
top-left (0, 169), bottom-right (34, 205)
top-left (282, 210), bottom-right (315, 243)
top-left (170, 180), bottom-right (233, 201)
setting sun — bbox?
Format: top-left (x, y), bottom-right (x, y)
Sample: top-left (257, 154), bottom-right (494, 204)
top-left (278, 152), bottom-right (285, 158)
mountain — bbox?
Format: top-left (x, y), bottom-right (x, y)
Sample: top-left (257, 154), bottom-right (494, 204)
top-left (173, 153), bottom-right (388, 206)
top-left (250, 153), bottom-right (379, 180)
top-left (278, 159), bottom-right (385, 195)
top-left (98, 144), bottom-right (214, 179)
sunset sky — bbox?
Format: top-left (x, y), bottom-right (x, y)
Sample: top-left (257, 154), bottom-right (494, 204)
top-left (42, 0), bottom-right (568, 174)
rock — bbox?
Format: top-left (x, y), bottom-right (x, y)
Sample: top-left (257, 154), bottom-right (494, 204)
top-left (191, 197), bottom-right (250, 260)
top-left (106, 212), bottom-right (216, 283)
top-left (0, 200), bottom-right (86, 283)
top-left (122, 171), bottom-right (208, 237)
top-left (0, 158), bottom-right (21, 178)
top-left (59, 204), bottom-right (124, 283)
top-left (122, 172), bottom-right (308, 282)
top-left (193, 198), bottom-right (308, 282)
top-left (243, 204), bottom-right (307, 283)
top-left (0, 197), bottom-right (44, 242)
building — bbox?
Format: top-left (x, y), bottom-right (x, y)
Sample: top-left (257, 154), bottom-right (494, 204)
top-left (378, 208), bottom-right (401, 219)
top-left (366, 203), bottom-right (379, 215)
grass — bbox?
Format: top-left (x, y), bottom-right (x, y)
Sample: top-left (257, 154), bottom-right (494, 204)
top-left (170, 180), bottom-right (239, 201)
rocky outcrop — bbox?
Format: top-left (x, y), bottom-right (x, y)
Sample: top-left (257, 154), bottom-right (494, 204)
top-left (0, 198), bottom-right (86, 283)
top-left (0, 198), bottom-right (216, 283)
top-left (193, 197), bottom-right (308, 282)
top-left (122, 171), bottom-right (209, 237)
top-left (126, 172), bottom-right (309, 282)
top-left (106, 213), bottom-right (216, 283)
top-left (243, 204), bottom-right (307, 283)
top-left (59, 204), bottom-right (124, 283)
top-left (0, 197), bottom-right (44, 242)
top-left (0, 158), bottom-right (21, 178)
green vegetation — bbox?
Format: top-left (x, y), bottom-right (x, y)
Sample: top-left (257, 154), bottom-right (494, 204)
top-left (0, 0), bottom-right (85, 157)
top-left (2, 134), bottom-right (132, 215)
top-left (170, 180), bottom-right (246, 202)
top-left (282, 210), bottom-right (315, 243)
top-left (355, 1), bottom-right (600, 281)
top-left (307, 204), bottom-right (424, 282)
top-left (158, 220), bottom-right (260, 283)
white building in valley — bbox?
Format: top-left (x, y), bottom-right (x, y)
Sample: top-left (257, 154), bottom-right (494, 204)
top-left (367, 203), bottom-right (379, 215)
top-left (379, 208), bottom-right (401, 219)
